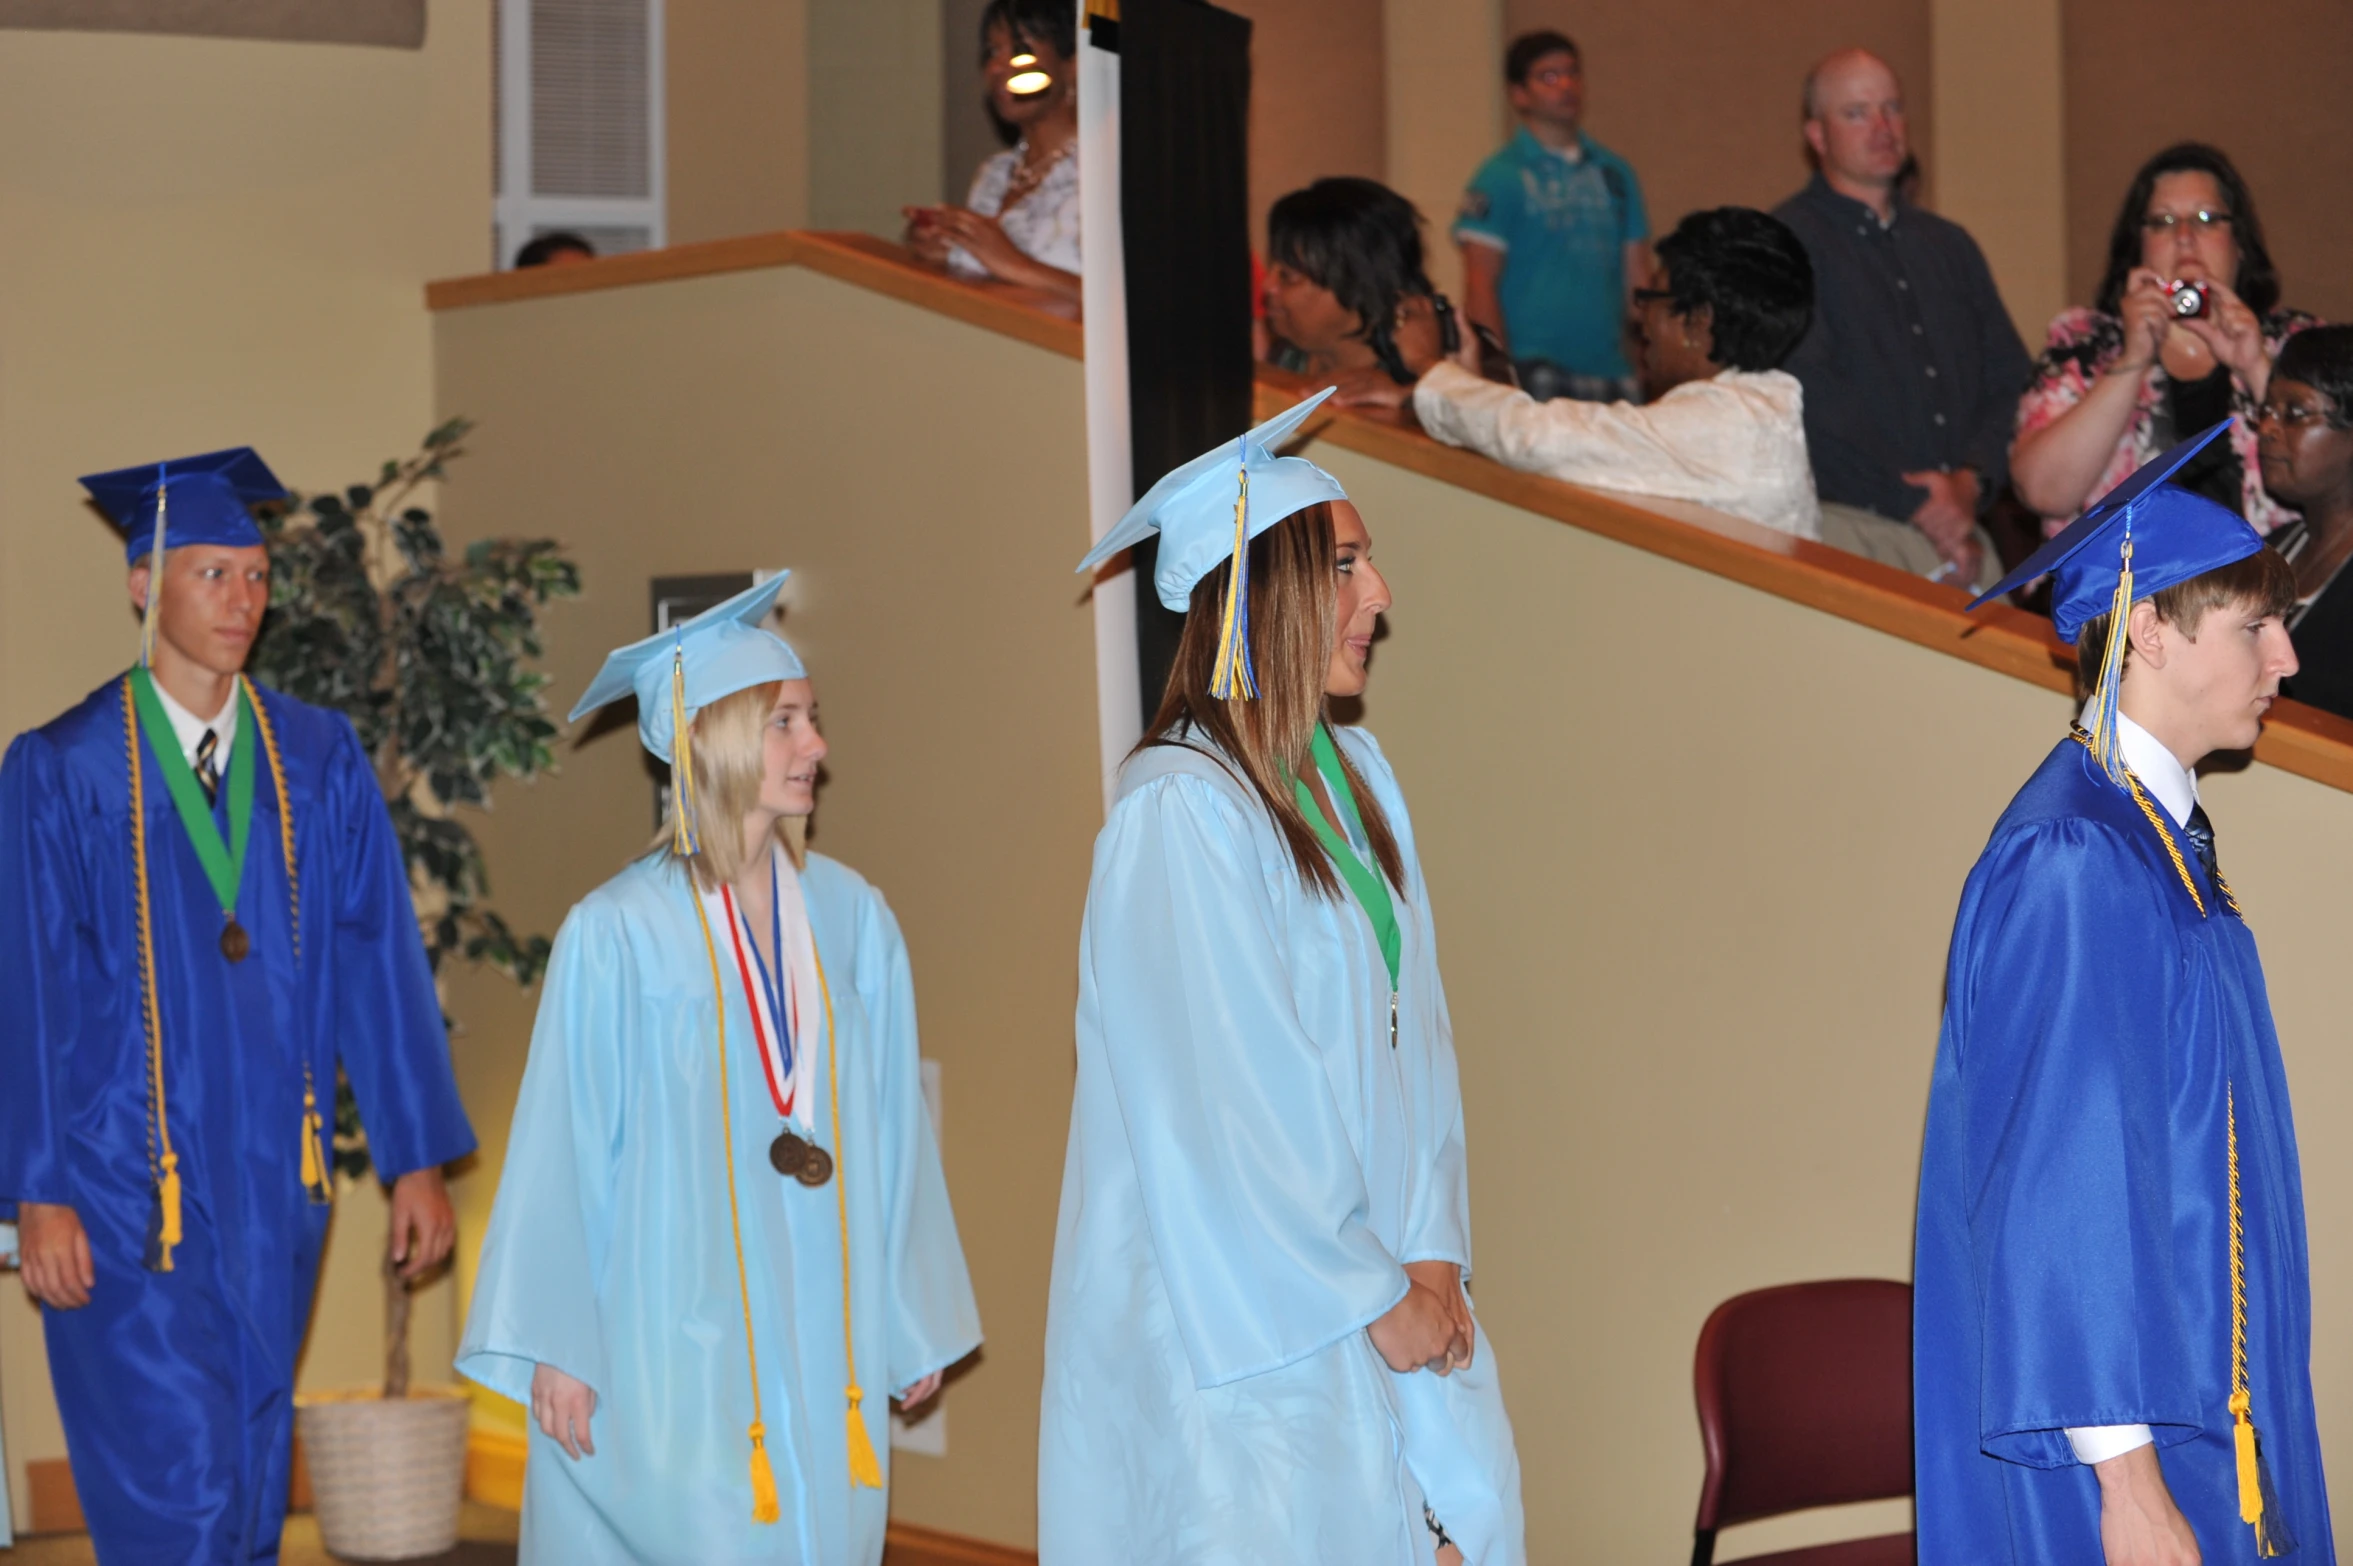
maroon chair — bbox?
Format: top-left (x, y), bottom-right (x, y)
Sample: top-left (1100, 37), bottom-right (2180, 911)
top-left (1691, 1279), bottom-right (1914, 1566)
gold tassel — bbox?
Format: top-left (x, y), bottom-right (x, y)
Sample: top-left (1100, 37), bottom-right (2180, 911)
top-left (845, 1386), bottom-right (883, 1490)
top-left (747, 1421), bottom-right (782, 1524)
top-left (2085, 534), bottom-right (2134, 782)
top-left (669, 646), bottom-right (700, 858)
top-left (1208, 464), bottom-right (1257, 702)
top-left (2234, 1391), bottom-right (2262, 1523)
top-left (139, 480), bottom-right (169, 667)
top-left (156, 1150), bottom-right (182, 1270)
top-left (300, 1073), bottom-right (333, 1205)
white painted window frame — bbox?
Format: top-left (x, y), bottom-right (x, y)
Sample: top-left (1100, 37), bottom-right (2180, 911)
top-left (494, 0), bottom-right (668, 268)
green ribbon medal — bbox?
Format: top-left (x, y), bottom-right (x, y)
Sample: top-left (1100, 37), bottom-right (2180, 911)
top-left (1291, 723), bottom-right (1401, 991)
top-left (129, 665), bottom-right (258, 961)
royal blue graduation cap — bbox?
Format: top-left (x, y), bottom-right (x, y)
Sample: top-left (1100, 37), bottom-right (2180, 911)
top-left (1970, 419), bottom-right (2263, 780)
top-left (569, 574), bottom-right (804, 854)
top-left (81, 447), bottom-right (288, 561)
top-left (1077, 387), bottom-right (1350, 699)
top-left (82, 447), bottom-right (290, 666)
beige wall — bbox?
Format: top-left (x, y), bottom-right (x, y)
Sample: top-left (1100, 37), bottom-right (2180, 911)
top-left (430, 266), bottom-right (1102, 1542)
top-left (666, 0), bottom-right (810, 244)
top-left (0, 0), bottom-right (488, 1525)
top-left (432, 262), bottom-right (2353, 1557)
top-left (2062, 0), bottom-right (2353, 328)
top-left (808, 0), bottom-right (944, 235)
top-left (1932, 0), bottom-right (2066, 343)
top-left (1229, 0), bottom-right (1388, 256)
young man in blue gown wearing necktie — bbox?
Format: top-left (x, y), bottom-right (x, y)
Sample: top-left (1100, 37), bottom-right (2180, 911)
top-left (0, 449), bottom-right (475, 1564)
top-left (1916, 423), bottom-right (2333, 1563)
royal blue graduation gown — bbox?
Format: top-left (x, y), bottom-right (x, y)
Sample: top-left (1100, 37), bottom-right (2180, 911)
top-left (457, 850), bottom-right (982, 1566)
top-left (1915, 736), bottom-right (2334, 1560)
top-left (1040, 727), bottom-right (1525, 1566)
top-left (0, 675), bottom-right (477, 1565)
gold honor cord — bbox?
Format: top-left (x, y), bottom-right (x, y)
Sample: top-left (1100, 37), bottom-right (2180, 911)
top-left (688, 883), bottom-right (784, 1525)
top-left (2228, 1085), bottom-right (2294, 1554)
top-left (121, 675), bottom-right (319, 1270)
top-left (812, 941), bottom-right (884, 1489)
top-left (2066, 729), bottom-right (2241, 917)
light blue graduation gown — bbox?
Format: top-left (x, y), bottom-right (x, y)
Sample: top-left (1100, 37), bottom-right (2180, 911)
top-left (458, 850), bottom-right (982, 1566)
top-left (1040, 726), bottom-right (1525, 1566)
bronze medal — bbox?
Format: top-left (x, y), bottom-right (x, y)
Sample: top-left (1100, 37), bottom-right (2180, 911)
top-left (220, 918), bottom-right (250, 963)
top-left (768, 1130), bottom-right (807, 1178)
top-left (795, 1144), bottom-right (833, 1187)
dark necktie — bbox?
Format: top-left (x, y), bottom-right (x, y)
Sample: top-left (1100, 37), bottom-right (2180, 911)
top-left (195, 728), bottom-right (220, 807)
top-left (2184, 803), bottom-right (2221, 885)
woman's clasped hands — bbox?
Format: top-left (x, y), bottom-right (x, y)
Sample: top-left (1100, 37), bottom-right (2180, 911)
top-left (1368, 1259), bottom-right (1477, 1376)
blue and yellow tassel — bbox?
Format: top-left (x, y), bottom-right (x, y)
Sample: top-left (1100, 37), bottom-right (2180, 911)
top-left (669, 641), bottom-right (702, 857)
top-left (1208, 451), bottom-right (1257, 702)
top-left (2085, 529), bottom-right (2135, 784)
top-left (139, 479), bottom-right (169, 668)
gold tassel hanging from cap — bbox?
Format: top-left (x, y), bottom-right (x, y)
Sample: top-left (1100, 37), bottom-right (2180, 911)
top-left (1207, 456), bottom-right (1258, 702)
top-left (2085, 531), bottom-right (2135, 784)
top-left (669, 643), bottom-right (702, 858)
top-left (139, 479), bottom-right (169, 668)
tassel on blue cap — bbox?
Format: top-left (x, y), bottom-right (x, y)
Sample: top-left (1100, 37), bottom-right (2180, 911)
top-left (1208, 454), bottom-right (1258, 701)
top-left (2084, 527), bottom-right (2134, 784)
top-left (668, 638), bottom-right (702, 857)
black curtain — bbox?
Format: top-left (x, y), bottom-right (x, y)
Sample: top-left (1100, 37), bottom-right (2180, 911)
top-left (1118, 0), bottom-right (1255, 720)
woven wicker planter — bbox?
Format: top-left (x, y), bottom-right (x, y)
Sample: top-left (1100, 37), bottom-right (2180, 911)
top-left (294, 1385), bottom-right (471, 1560)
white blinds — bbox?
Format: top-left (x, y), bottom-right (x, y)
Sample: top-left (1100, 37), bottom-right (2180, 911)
top-left (494, 0), bottom-right (665, 267)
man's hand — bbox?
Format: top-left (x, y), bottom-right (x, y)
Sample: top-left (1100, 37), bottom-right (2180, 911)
top-left (530, 1363), bottom-right (598, 1460)
top-left (17, 1201), bottom-right (93, 1309)
top-left (1904, 467), bottom-right (1984, 577)
top-left (387, 1167), bottom-right (454, 1282)
top-left (1403, 1259), bottom-right (1475, 1372)
top-left (2095, 1443), bottom-right (2201, 1566)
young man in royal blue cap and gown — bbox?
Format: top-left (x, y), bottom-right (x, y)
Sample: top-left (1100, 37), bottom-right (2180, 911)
top-left (0, 450), bottom-right (476, 1564)
top-left (458, 576), bottom-right (981, 1565)
top-left (1917, 423), bottom-right (2333, 1562)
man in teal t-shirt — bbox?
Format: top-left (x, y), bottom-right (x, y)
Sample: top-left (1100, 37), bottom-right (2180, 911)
top-left (1454, 30), bottom-right (1650, 403)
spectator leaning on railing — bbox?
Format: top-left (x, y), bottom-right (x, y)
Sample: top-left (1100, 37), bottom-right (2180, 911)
top-left (1338, 207), bottom-right (1821, 542)
top-left (2011, 142), bottom-right (2316, 535)
top-left (1453, 30), bottom-right (1651, 405)
top-left (1263, 178), bottom-right (1475, 386)
top-left (2259, 326), bottom-right (2353, 720)
top-left (902, 0), bottom-right (1080, 304)
top-left (1774, 48), bottom-right (2026, 589)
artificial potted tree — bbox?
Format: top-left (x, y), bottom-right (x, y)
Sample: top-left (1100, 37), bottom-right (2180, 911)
top-left (253, 422), bottom-right (578, 1559)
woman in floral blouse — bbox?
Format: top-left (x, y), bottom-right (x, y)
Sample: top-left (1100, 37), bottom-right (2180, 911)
top-left (2011, 142), bottom-right (2317, 534)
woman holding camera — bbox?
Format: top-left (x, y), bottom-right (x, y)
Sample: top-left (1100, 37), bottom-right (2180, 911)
top-left (2010, 142), bottom-right (2317, 532)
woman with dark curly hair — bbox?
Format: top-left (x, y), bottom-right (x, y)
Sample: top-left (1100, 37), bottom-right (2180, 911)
top-left (2260, 325), bottom-right (2353, 717)
top-left (1263, 177), bottom-right (1472, 384)
top-left (1337, 206), bottom-right (1822, 539)
top-left (2011, 142), bottom-right (2319, 532)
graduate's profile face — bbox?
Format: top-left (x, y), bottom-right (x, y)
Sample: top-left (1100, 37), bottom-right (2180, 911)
top-left (759, 679), bottom-right (827, 820)
top-left (132, 544), bottom-right (270, 678)
top-left (1326, 502), bottom-right (1389, 700)
top-left (2132, 596), bottom-right (2298, 759)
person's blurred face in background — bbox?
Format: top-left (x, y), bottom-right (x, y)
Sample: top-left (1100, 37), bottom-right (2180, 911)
top-left (1263, 261), bottom-right (1361, 359)
top-left (1803, 51), bottom-right (1908, 192)
top-left (2259, 374), bottom-right (2353, 512)
top-left (2139, 169), bottom-right (2242, 290)
top-left (983, 18), bottom-right (1072, 130)
top-left (1507, 48), bottom-right (1582, 134)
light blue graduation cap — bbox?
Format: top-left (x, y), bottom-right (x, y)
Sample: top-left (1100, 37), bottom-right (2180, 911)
top-left (80, 447), bottom-right (290, 667)
top-left (1076, 387), bottom-right (1349, 699)
top-left (1971, 419), bottom-right (2264, 781)
top-left (568, 574), bottom-right (804, 853)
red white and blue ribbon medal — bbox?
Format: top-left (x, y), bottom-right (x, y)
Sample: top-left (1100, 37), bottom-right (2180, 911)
top-left (720, 850), bottom-right (828, 1185)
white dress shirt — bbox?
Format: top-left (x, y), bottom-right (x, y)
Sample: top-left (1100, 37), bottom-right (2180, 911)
top-left (2058, 707), bottom-right (2195, 1467)
top-left (1411, 359), bottom-right (1823, 539)
top-left (149, 677), bottom-right (239, 779)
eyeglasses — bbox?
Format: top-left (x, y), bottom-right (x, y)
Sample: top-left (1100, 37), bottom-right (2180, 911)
top-left (2141, 209), bottom-right (2235, 236)
top-left (1631, 287), bottom-right (1676, 307)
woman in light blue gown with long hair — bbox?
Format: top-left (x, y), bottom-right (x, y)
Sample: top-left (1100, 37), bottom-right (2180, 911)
top-left (1041, 390), bottom-right (1526, 1565)
top-left (458, 576), bottom-right (981, 1565)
